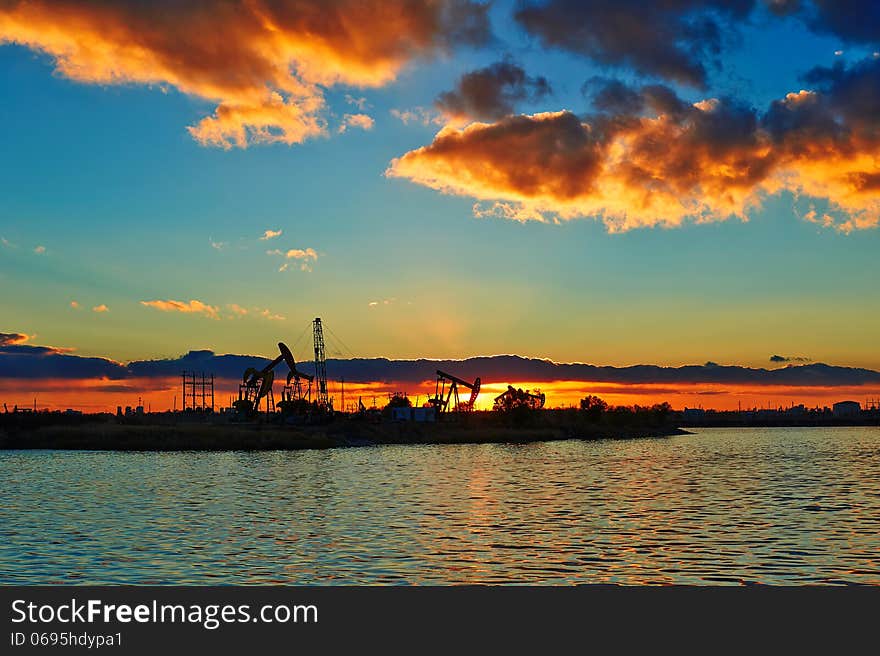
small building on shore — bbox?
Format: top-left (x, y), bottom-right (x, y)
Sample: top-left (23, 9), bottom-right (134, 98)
top-left (390, 406), bottom-right (437, 422)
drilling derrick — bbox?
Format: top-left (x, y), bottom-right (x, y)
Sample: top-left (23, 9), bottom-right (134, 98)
top-left (313, 317), bottom-right (330, 410)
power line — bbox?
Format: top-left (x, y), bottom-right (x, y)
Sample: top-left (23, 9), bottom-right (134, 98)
top-left (290, 320), bottom-right (313, 361)
top-left (324, 322), bottom-right (357, 359)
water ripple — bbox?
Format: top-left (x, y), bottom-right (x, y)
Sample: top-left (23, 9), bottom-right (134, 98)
top-left (1, 427), bottom-right (879, 584)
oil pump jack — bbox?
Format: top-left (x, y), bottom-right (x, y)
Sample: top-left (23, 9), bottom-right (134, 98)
top-left (493, 385), bottom-right (546, 411)
top-left (236, 342), bottom-right (299, 417)
top-left (428, 369), bottom-right (481, 416)
top-left (282, 363), bottom-right (313, 405)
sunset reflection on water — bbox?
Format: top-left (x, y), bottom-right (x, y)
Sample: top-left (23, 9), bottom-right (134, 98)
top-left (2, 427), bottom-right (879, 585)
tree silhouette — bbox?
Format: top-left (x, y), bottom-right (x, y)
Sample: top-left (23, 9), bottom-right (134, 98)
top-left (579, 395), bottom-right (608, 421)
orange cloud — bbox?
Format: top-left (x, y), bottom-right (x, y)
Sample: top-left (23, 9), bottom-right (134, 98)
top-left (140, 299), bottom-right (219, 319)
top-left (388, 74), bottom-right (880, 232)
top-left (339, 113), bottom-right (375, 133)
top-left (0, 0), bottom-right (490, 148)
top-left (0, 332), bottom-right (30, 346)
top-left (92, 304), bottom-right (109, 313)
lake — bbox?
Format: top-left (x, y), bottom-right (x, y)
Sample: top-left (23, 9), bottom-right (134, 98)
top-left (1, 427), bottom-right (878, 584)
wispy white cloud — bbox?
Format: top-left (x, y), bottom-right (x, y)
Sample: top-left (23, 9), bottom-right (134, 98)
top-left (259, 229), bottom-right (283, 241)
top-left (368, 297), bottom-right (397, 308)
top-left (227, 303), bottom-right (248, 316)
top-left (225, 303), bottom-right (285, 320)
top-left (284, 248), bottom-right (318, 261)
top-left (34, 245), bottom-right (46, 254)
top-left (345, 95), bottom-right (370, 111)
top-left (390, 107), bottom-right (443, 126)
top-left (258, 308), bottom-right (286, 321)
top-left (268, 246), bottom-right (319, 272)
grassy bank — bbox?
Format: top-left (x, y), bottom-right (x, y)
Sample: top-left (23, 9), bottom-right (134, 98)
top-left (0, 416), bottom-right (687, 451)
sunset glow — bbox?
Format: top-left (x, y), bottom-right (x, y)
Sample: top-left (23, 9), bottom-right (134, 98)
top-left (4, 374), bottom-right (878, 415)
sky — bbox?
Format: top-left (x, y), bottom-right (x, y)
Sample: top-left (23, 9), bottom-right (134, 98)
top-left (1, 1), bottom-right (879, 411)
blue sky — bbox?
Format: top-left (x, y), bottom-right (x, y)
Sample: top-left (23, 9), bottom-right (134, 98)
top-left (1, 0), bottom-right (878, 373)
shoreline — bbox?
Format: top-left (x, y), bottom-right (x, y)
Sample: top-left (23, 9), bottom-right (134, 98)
top-left (0, 421), bottom-right (688, 452)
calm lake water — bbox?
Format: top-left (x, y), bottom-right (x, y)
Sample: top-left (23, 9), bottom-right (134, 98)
top-left (2, 427), bottom-right (879, 585)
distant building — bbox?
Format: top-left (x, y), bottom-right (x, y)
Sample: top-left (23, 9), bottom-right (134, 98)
top-left (391, 406), bottom-right (437, 422)
top-left (832, 401), bottom-right (860, 417)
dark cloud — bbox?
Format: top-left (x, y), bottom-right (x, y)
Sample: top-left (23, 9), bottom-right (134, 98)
top-left (436, 59), bottom-right (552, 121)
top-left (127, 350), bottom-right (274, 381)
top-left (801, 58), bottom-right (880, 131)
top-left (0, 341), bottom-right (127, 380)
top-left (587, 77), bottom-right (647, 115)
top-left (770, 0), bottom-right (880, 44)
top-left (515, 0), bottom-right (755, 88)
top-left (3, 338), bottom-right (878, 387)
top-left (765, 0), bottom-right (802, 15)
top-left (318, 356), bottom-right (880, 387)
top-left (770, 354), bottom-right (812, 363)
top-left (2, 335), bottom-right (877, 388)
top-left (762, 58), bottom-right (880, 197)
top-left (585, 77), bottom-right (692, 121)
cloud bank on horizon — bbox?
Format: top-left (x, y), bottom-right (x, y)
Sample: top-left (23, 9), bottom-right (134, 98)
top-left (1, 0), bottom-right (878, 232)
top-left (2, 333), bottom-right (879, 389)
